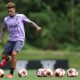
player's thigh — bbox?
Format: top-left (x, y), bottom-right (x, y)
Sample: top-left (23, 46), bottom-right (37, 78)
top-left (13, 41), bottom-right (24, 53)
top-left (2, 41), bottom-right (13, 57)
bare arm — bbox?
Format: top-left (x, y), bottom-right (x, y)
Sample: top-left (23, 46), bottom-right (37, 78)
top-left (22, 14), bottom-right (41, 31)
top-left (0, 26), bottom-right (6, 43)
top-left (27, 20), bottom-right (41, 31)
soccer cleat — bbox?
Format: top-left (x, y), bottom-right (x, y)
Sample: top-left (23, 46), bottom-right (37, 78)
top-left (8, 74), bottom-right (14, 78)
top-left (0, 59), bottom-right (7, 67)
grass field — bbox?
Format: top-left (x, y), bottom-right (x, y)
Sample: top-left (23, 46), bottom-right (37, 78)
top-left (0, 70), bottom-right (79, 80)
top-left (0, 46), bottom-right (80, 80)
top-left (18, 49), bottom-right (80, 69)
top-left (0, 47), bottom-right (80, 69)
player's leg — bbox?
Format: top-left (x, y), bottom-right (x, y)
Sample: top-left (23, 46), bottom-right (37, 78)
top-left (8, 41), bottom-right (24, 78)
top-left (0, 41), bottom-right (13, 67)
top-left (8, 50), bottom-right (17, 78)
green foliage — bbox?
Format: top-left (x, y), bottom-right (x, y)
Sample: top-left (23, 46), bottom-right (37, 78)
top-left (3, 0), bottom-right (14, 4)
top-left (1, 0), bottom-right (80, 50)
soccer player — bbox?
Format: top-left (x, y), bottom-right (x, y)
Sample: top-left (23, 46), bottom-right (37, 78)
top-left (0, 2), bottom-right (41, 78)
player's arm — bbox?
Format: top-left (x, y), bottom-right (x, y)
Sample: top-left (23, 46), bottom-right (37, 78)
top-left (0, 26), bottom-right (6, 43)
top-left (0, 18), bottom-right (7, 43)
top-left (27, 20), bottom-right (41, 31)
top-left (22, 14), bottom-right (41, 31)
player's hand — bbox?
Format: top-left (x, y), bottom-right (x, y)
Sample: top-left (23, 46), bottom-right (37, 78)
top-left (36, 26), bottom-right (41, 32)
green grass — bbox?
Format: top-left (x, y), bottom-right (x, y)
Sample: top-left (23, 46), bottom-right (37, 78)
top-left (0, 45), bottom-right (80, 69)
top-left (0, 70), bottom-right (80, 80)
top-left (0, 48), bottom-right (80, 69)
top-left (17, 49), bottom-right (80, 69)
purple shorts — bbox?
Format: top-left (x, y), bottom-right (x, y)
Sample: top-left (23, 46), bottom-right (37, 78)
top-left (2, 40), bottom-right (24, 55)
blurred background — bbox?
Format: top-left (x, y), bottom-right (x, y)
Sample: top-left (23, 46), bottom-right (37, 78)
top-left (0, 0), bottom-right (80, 70)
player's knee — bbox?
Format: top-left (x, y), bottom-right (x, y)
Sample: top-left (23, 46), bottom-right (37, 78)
top-left (12, 51), bottom-right (17, 56)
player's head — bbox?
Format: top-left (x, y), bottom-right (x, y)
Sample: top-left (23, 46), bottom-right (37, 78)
top-left (6, 2), bottom-right (16, 16)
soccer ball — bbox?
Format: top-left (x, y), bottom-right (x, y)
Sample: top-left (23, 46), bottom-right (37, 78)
top-left (37, 68), bottom-right (53, 77)
top-left (18, 69), bottom-right (27, 77)
top-left (43, 69), bottom-right (53, 77)
top-left (37, 68), bottom-right (45, 77)
top-left (67, 68), bottom-right (78, 77)
top-left (0, 69), bottom-right (4, 78)
top-left (54, 68), bottom-right (65, 77)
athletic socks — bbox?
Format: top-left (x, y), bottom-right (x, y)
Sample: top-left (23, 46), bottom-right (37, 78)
top-left (10, 68), bottom-right (15, 75)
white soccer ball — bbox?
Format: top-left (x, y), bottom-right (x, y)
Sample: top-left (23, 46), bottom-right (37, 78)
top-left (54, 68), bottom-right (65, 77)
top-left (67, 68), bottom-right (78, 77)
top-left (37, 68), bottom-right (45, 77)
top-left (43, 69), bottom-right (53, 77)
top-left (18, 69), bottom-right (27, 77)
top-left (0, 69), bottom-right (4, 78)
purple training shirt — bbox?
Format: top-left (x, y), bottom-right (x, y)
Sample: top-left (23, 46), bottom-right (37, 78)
top-left (4, 14), bottom-right (30, 41)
